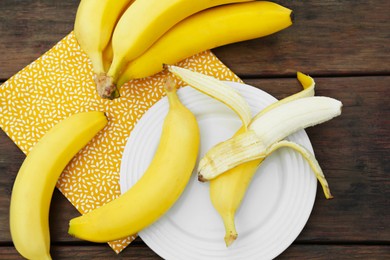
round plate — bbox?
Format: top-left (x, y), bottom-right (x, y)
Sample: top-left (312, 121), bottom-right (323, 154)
top-left (120, 82), bottom-right (317, 260)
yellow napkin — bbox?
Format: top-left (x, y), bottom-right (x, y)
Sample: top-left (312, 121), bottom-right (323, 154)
top-left (0, 32), bottom-right (241, 253)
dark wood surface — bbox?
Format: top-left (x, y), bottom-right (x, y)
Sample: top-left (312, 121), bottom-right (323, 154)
top-left (1, 0), bottom-right (389, 259)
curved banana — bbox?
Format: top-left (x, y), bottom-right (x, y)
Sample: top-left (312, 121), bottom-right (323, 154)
top-left (210, 126), bottom-right (259, 246)
top-left (97, 0), bottom-right (254, 99)
top-left (209, 73), bottom-right (316, 246)
top-left (74, 0), bottom-right (135, 76)
top-left (68, 79), bottom-right (200, 242)
top-left (10, 112), bottom-right (107, 260)
top-left (117, 1), bottom-right (293, 88)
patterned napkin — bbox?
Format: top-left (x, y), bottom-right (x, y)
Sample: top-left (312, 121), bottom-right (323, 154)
top-left (0, 32), bottom-right (241, 253)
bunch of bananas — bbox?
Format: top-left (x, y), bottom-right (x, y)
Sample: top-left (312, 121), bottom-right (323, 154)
top-left (74, 0), bottom-right (293, 99)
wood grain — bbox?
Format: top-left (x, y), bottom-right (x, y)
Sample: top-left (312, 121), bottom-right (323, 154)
top-left (0, 245), bottom-right (388, 259)
top-left (0, 0), bottom-right (389, 79)
top-left (214, 0), bottom-right (390, 77)
top-left (0, 0), bottom-right (78, 79)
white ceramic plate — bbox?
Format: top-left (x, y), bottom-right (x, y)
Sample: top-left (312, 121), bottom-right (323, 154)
top-left (120, 82), bottom-right (317, 260)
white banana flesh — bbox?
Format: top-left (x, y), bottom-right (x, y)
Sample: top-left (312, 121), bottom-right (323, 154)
top-left (198, 96), bottom-right (342, 183)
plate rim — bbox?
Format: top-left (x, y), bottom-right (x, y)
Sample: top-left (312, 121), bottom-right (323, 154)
top-left (119, 81), bottom-right (317, 260)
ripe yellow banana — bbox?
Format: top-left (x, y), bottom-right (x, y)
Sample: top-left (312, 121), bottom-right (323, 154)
top-left (10, 112), bottom-right (107, 260)
top-left (209, 72), bottom-right (316, 246)
top-left (97, 0), bottom-right (254, 99)
top-left (74, 0), bottom-right (135, 76)
top-left (68, 79), bottom-right (200, 242)
top-left (117, 1), bottom-right (293, 88)
top-left (210, 126), bottom-right (260, 246)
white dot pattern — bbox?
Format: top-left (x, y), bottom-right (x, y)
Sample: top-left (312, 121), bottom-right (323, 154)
top-left (0, 32), bottom-right (242, 253)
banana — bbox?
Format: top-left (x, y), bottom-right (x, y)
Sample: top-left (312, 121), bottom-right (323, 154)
top-left (209, 72), bottom-right (316, 246)
top-left (96, 0), bottom-right (254, 99)
top-left (198, 95), bottom-right (342, 201)
top-left (162, 67), bottom-right (332, 245)
top-left (68, 78), bottom-right (200, 242)
top-left (210, 126), bottom-right (259, 246)
top-left (117, 1), bottom-right (293, 88)
top-left (74, 0), bottom-right (135, 76)
top-left (10, 112), bottom-right (107, 260)
top-left (102, 38), bottom-right (114, 72)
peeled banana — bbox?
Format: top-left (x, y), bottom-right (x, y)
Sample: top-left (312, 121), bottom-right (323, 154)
top-left (198, 95), bottom-right (342, 200)
top-left (117, 1), bottom-right (293, 87)
top-left (209, 72), bottom-right (316, 246)
top-left (10, 112), bottom-right (107, 260)
top-left (68, 78), bottom-right (200, 242)
top-left (96, 0), bottom-right (254, 99)
top-left (74, 0), bottom-right (135, 77)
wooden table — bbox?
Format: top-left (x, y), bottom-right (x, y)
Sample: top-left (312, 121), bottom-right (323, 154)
top-left (1, 0), bottom-right (389, 259)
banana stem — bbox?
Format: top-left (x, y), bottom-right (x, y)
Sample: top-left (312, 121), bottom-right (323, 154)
top-left (164, 76), bottom-right (182, 108)
top-left (94, 73), bottom-right (119, 99)
top-left (222, 213), bottom-right (238, 247)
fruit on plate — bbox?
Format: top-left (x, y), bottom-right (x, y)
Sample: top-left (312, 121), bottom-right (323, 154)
top-left (198, 95), bottom-right (342, 200)
top-left (117, 1), bottom-right (293, 88)
top-left (164, 66), bottom-right (337, 246)
top-left (96, 0), bottom-right (254, 99)
top-left (74, 0), bottom-right (135, 77)
top-left (209, 72), bottom-right (317, 246)
top-left (10, 112), bottom-right (107, 260)
top-left (68, 78), bottom-right (200, 242)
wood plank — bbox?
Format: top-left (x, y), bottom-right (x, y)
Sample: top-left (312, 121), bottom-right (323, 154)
top-left (1, 244), bottom-right (389, 259)
top-left (0, 76), bottom-right (388, 244)
top-left (0, 0), bottom-right (389, 79)
top-left (0, 0), bottom-right (78, 79)
top-left (214, 0), bottom-right (390, 77)
top-left (278, 245), bottom-right (390, 259)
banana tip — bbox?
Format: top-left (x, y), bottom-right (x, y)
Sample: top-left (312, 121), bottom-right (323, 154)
top-left (326, 193), bottom-right (334, 200)
top-left (290, 11), bottom-right (295, 23)
top-left (224, 233), bottom-right (238, 247)
top-left (164, 76), bottom-right (177, 93)
top-left (198, 174), bottom-right (207, 182)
